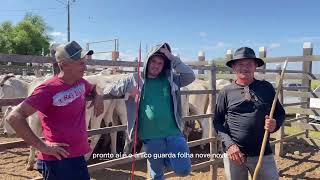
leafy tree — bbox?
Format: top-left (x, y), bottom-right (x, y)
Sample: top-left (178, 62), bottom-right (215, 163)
top-left (0, 21), bottom-right (14, 54)
top-left (0, 13), bottom-right (51, 56)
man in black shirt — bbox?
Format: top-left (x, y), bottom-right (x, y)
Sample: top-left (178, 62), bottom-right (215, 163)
top-left (214, 47), bottom-right (285, 180)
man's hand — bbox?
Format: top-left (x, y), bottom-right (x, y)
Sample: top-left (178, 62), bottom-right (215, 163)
top-left (159, 47), bottom-right (175, 60)
top-left (227, 144), bottom-right (246, 165)
top-left (128, 86), bottom-right (140, 98)
top-left (39, 141), bottom-right (70, 160)
top-left (265, 115), bottom-right (277, 132)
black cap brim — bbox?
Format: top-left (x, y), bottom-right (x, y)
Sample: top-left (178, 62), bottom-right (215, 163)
top-left (226, 58), bottom-right (264, 68)
top-left (80, 50), bottom-right (94, 58)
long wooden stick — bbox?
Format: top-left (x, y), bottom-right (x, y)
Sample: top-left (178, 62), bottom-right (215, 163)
top-left (253, 60), bottom-right (288, 180)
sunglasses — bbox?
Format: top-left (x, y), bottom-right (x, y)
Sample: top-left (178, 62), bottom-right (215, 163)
top-left (243, 86), bottom-right (251, 101)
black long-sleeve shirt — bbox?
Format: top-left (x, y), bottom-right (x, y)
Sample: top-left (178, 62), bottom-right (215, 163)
top-left (213, 79), bottom-right (285, 157)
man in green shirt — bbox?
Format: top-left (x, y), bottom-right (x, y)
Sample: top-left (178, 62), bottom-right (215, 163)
top-left (104, 42), bottom-right (195, 179)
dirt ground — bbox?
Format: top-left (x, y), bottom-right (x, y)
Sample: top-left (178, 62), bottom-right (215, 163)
top-left (0, 131), bottom-right (319, 180)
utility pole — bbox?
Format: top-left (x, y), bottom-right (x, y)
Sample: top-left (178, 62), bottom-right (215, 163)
top-left (67, 0), bottom-right (70, 42)
top-left (55, 0), bottom-right (73, 42)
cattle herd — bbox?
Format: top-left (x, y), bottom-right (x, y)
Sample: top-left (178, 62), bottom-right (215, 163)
top-left (0, 69), bottom-right (231, 170)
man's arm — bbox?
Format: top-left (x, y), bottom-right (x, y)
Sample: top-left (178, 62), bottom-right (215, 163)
top-left (88, 84), bottom-right (104, 117)
top-left (6, 102), bottom-right (69, 159)
top-left (159, 48), bottom-right (195, 87)
top-left (171, 56), bottom-right (195, 86)
top-left (90, 84), bottom-right (103, 96)
top-left (103, 74), bottom-right (138, 98)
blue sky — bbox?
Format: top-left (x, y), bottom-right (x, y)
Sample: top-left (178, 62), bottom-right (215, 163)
top-left (1, 0), bottom-right (320, 72)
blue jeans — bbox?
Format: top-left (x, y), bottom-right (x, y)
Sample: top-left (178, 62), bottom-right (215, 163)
top-left (223, 153), bottom-right (279, 180)
top-left (142, 134), bottom-right (191, 180)
top-left (37, 156), bottom-right (90, 180)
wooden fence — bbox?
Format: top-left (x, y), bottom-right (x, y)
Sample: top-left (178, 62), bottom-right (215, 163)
top-left (1, 42), bottom-right (320, 179)
top-left (0, 54), bottom-right (220, 179)
top-left (194, 42), bottom-right (320, 156)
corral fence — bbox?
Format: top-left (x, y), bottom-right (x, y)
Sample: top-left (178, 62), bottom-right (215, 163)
top-left (193, 42), bottom-right (320, 157)
top-left (0, 41), bottom-right (320, 180)
top-left (0, 53), bottom-right (219, 179)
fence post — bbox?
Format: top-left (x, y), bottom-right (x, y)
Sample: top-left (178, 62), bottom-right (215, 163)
top-left (147, 160), bottom-right (151, 179)
top-left (134, 58), bottom-right (138, 72)
top-left (209, 60), bottom-right (218, 180)
top-left (275, 65), bottom-right (284, 156)
top-left (226, 49), bottom-right (233, 82)
top-left (301, 42), bottom-right (313, 137)
top-left (226, 49), bottom-right (233, 60)
top-left (301, 42), bottom-right (313, 114)
top-left (198, 51), bottom-right (205, 75)
top-left (259, 47), bottom-right (267, 79)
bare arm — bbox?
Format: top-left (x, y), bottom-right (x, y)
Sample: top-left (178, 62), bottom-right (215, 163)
top-left (88, 84), bottom-right (104, 117)
top-left (6, 102), bottom-right (69, 159)
top-left (103, 74), bottom-right (138, 98)
top-left (6, 102), bottom-right (46, 150)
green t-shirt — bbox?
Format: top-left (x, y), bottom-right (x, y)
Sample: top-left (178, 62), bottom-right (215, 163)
top-left (138, 75), bottom-right (180, 140)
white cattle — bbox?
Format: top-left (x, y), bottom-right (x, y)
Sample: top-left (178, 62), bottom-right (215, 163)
top-left (180, 86), bottom-right (191, 139)
top-left (0, 74), bottom-right (36, 133)
top-left (185, 79), bottom-right (231, 149)
top-left (1, 75), bottom-right (51, 170)
top-left (179, 80), bottom-right (206, 140)
top-left (84, 72), bottom-right (129, 159)
top-left (0, 75), bottom-right (29, 133)
top-left (202, 79), bottom-right (231, 149)
top-left (2, 106), bottom-right (15, 135)
top-left (184, 80), bottom-right (210, 144)
top-left (2, 73), bottom-right (128, 169)
top-left (0, 75), bottom-right (29, 101)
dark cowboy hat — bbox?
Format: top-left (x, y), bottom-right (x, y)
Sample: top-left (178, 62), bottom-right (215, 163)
top-left (226, 47), bottom-right (265, 68)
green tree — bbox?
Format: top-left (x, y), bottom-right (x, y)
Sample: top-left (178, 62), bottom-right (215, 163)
top-left (0, 21), bottom-right (15, 54)
top-left (0, 13), bottom-right (51, 56)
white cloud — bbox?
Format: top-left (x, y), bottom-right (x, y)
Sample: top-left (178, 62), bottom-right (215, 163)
top-left (269, 43), bottom-right (281, 49)
top-left (239, 40), bottom-right (280, 50)
top-left (214, 42), bottom-right (226, 48)
top-left (49, 31), bottom-right (66, 37)
top-left (203, 41), bottom-right (229, 51)
top-left (199, 32), bottom-right (208, 38)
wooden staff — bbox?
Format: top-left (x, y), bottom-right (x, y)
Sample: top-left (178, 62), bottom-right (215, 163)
top-left (253, 60), bottom-right (288, 180)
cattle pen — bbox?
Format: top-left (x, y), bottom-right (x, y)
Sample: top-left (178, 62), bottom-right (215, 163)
top-left (0, 41), bottom-right (319, 180)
